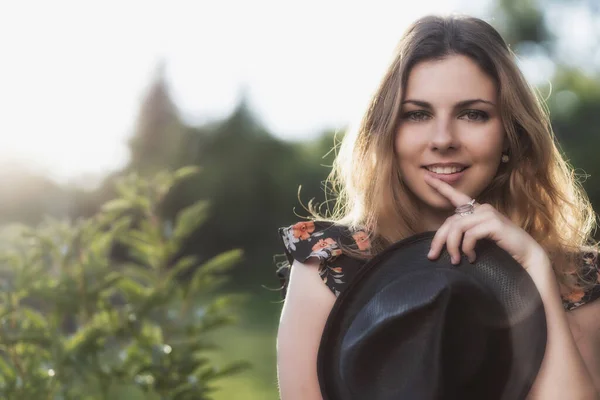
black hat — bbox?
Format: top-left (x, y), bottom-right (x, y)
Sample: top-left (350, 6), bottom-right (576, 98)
top-left (317, 231), bottom-right (547, 400)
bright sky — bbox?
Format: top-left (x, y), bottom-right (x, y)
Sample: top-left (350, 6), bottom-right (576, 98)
top-left (0, 0), bottom-right (565, 186)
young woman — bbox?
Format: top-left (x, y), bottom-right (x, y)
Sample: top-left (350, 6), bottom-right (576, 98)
top-left (276, 15), bottom-right (600, 399)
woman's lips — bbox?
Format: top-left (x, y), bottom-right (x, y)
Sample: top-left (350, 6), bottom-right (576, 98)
top-left (423, 167), bottom-right (468, 184)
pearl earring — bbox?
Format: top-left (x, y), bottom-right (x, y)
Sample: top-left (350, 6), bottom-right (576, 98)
top-left (501, 154), bottom-right (509, 163)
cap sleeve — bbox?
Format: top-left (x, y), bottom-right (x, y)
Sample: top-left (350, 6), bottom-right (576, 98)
top-left (562, 250), bottom-right (600, 311)
top-left (276, 221), bottom-right (369, 299)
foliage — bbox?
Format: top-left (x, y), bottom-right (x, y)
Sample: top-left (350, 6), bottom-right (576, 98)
top-left (0, 167), bottom-right (248, 399)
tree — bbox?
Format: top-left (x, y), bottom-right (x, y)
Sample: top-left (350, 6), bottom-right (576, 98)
top-left (128, 62), bottom-right (184, 175)
top-left (492, 0), bottom-right (600, 225)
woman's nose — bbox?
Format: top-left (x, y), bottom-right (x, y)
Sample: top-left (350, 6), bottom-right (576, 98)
top-left (429, 119), bottom-right (459, 151)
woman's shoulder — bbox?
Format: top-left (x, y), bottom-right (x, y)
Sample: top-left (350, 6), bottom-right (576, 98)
top-left (562, 249), bottom-right (600, 311)
top-left (276, 220), bottom-right (371, 298)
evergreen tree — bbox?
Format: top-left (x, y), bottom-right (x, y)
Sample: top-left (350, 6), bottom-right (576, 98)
top-left (128, 62), bottom-right (184, 175)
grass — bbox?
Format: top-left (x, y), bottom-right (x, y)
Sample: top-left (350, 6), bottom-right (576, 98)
top-left (207, 289), bottom-right (282, 400)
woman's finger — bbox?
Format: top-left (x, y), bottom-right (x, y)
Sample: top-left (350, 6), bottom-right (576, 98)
top-left (461, 226), bottom-right (482, 264)
top-left (423, 174), bottom-right (474, 207)
top-left (428, 212), bottom-right (484, 261)
top-left (460, 222), bottom-right (500, 263)
top-left (445, 212), bottom-right (487, 264)
top-left (445, 222), bottom-right (466, 264)
top-left (427, 216), bottom-right (455, 259)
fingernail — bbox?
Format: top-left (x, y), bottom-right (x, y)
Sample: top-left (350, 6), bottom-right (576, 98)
top-left (427, 249), bottom-right (433, 258)
top-left (469, 252), bottom-right (476, 264)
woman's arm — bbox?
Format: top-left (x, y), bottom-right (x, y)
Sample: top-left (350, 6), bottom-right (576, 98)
top-left (526, 249), bottom-right (599, 399)
top-left (567, 297), bottom-right (600, 393)
top-left (277, 259), bottom-right (336, 400)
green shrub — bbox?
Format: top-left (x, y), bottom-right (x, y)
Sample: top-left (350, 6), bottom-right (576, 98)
top-left (0, 167), bottom-right (248, 399)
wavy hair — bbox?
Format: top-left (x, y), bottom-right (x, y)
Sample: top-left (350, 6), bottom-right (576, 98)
top-left (312, 15), bottom-right (598, 292)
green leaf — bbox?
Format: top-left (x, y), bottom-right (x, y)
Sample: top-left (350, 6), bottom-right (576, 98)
top-left (101, 199), bottom-right (133, 214)
top-left (117, 277), bottom-right (151, 303)
top-left (64, 311), bottom-right (117, 353)
top-left (187, 250), bottom-right (243, 295)
top-left (1, 331), bottom-right (52, 347)
top-left (173, 166), bottom-right (201, 182)
top-left (88, 272), bottom-right (123, 297)
top-left (165, 256), bottom-right (198, 282)
top-left (198, 249), bottom-right (242, 276)
top-left (119, 234), bottom-right (161, 269)
top-left (121, 265), bottom-right (156, 285)
top-left (20, 307), bottom-right (50, 330)
top-left (0, 356), bottom-right (16, 380)
top-left (172, 201), bottom-right (210, 243)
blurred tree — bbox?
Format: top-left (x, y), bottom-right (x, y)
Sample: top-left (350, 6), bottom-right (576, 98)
top-left (127, 62), bottom-right (185, 176)
top-left (158, 98), bottom-right (310, 291)
top-left (493, 0), bottom-right (554, 50)
top-left (547, 67), bottom-right (600, 212)
top-left (157, 97), bottom-right (346, 293)
top-left (492, 0), bottom-right (600, 223)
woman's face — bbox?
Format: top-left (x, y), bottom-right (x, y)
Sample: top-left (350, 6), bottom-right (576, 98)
top-left (395, 55), bottom-right (506, 229)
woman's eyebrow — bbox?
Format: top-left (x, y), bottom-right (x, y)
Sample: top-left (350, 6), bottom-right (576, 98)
top-left (455, 99), bottom-right (496, 108)
top-left (401, 99), bottom-right (497, 108)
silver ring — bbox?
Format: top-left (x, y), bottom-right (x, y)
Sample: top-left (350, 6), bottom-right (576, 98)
top-left (455, 199), bottom-right (476, 217)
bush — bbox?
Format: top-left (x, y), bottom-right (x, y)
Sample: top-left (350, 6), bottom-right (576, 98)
top-left (0, 167), bottom-right (248, 399)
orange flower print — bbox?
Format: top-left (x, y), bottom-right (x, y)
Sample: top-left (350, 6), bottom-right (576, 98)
top-left (311, 237), bottom-right (342, 258)
top-left (292, 221), bottom-right (315, 240)
top-left (312, 238), bottom-right (337, 252)
top-left (564, 288), bottom-right (585, 303)
top-left (352, 231), bottom-right (371, 251)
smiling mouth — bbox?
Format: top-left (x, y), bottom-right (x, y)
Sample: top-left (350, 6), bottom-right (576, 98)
top-left (422, 166), bottom-right (469, 175)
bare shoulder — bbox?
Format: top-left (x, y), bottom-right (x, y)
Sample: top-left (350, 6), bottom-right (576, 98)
top-left (568, 298), bottom-right (600, 337)
top-left (278, 259), bottom-right (337, 339)
top-left (567, 299), bottom-right (600, 391)
top-left (277, 259), bottom-right (336, 400)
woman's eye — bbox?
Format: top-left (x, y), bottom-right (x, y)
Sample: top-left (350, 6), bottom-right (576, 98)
top-left (404, 111), bottom-right (430, 121)
top-left (460, 110), bottom-right (489, 122)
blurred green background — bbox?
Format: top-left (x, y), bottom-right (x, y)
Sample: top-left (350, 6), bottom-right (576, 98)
top-left (1, 0), bottom-right (600, 399)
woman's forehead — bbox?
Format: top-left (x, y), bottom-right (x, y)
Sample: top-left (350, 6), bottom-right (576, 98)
top-left (403, 55), bottom-right (498, 105)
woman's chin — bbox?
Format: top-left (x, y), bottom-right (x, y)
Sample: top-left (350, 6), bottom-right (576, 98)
top-left (423, 194), bottom-right (455, 211)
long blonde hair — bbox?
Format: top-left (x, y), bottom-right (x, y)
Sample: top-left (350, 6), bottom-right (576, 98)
top-left (313, 15), bottom-right (598, 291)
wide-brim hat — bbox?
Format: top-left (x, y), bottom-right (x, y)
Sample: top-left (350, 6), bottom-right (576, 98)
top-left (317, 231), bottom-right (547, 400)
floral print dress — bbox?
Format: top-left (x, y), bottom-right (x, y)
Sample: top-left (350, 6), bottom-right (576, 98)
top-left (277, 221), bottom-right (600, 311)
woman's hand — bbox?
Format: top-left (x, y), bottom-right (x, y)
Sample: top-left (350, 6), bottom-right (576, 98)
top-left (424, 174), bottom-right (548, 274)
top-left (423, 176), bottom-right (599, 399)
